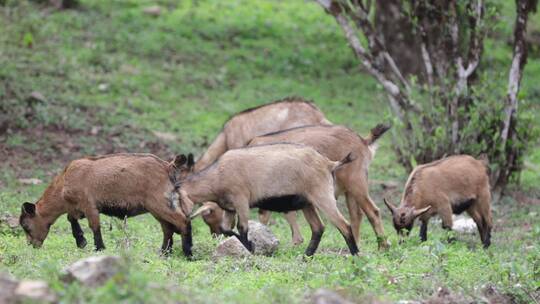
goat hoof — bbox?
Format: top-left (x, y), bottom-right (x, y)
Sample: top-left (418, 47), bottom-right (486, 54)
top-left (76, 238), bottom-right (87, 249)
top-left (377, 238), bottom-right (390, 251)
top-left (95, 246), bottom-right (105, 251)
top-left (292, 238), bottom-right (304, 246)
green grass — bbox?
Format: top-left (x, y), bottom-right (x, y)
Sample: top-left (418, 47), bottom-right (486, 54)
top-left (1, 0), bottom-right (539, 303)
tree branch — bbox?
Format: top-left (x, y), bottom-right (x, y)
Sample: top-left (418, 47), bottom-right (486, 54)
top-left (501, 0), bottom-right (534, 144)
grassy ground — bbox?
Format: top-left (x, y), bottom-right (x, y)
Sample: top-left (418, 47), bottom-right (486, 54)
top-left (0, 0), bottom-right (539, 303)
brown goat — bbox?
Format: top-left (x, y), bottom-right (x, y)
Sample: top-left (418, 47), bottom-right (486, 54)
top-left (179, 143), bottom-right (358, 256)
top-left (194, 97), bottom-right (331, 172)
top-left (247, 124), bottom-right (391, 249)
top-left (383, 155), bottom-right (492, 248)
top-left (192, 97), bottom-right (331, 244)
top-left (19, 153), bottom-right (195, 256)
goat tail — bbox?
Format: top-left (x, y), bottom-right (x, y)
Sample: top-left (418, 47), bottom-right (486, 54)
top-left (365, 123), bottom-right (391, 146)
top-left (331, 152), bottom-right (356, 173)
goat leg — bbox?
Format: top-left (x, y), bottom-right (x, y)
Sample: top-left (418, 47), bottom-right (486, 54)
top-left (68, 214), bottom-right (87, 249)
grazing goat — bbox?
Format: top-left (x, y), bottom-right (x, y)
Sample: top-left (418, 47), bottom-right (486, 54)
top-left (194, 97), bottom-right (331, 172)
top-left (383, 155), bottom-right (492, 247)
top-left (192, 97), bottom-right (331, 244)
top-left (179, 143), bottom-right (358, 256)
top-left (19, 153), bottom-right (194, 256)
top-left (249, 124), bottom-right (390, 249)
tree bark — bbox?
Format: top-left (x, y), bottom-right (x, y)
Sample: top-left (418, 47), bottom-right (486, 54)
top-left (494, 0), bottom-right (537, 197)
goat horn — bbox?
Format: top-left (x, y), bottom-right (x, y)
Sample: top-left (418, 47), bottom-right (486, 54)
top-left (190, 204), bottom-right (213, 219)
top-left (413, 206), bottom-right (431, 217)
top-left (383, 198), bottom-right (397, 214)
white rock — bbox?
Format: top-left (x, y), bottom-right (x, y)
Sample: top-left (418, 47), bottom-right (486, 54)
top-left (0, 273), bottom-right (18, 304)
top-left (213, 237), bottom-right (251, 260)
top-left (143, 5), bottom-right (162, 16)
top-left (248, 220), bottom-right (279, 256)
top-left (311, 289), bottom-right (353, 304)
top-left (453, 216), bottom-right (477, 234)
top-left (0, 214), bottom-right (19, 229)
top-left (152, 130), bottom-right (177, 141)
top-left (18, 178), bottom-right (43, 185)
top-left (62, 256), bottom-right (121, 287)
top-left (15, 280), bottom-right (57, 303)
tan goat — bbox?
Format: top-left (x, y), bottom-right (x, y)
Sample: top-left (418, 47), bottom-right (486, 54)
top-left (179, 143), bottom-right (358, 256)
top-left (19, 153), bottom-right (194, 256)
top-left (193, 124), bottom-right (391, 249)
top-left (383, 155), bottom-right (492, 247)
top-left (192, 97), bottom-right (331, 244)
top-left (194, 96), bottom-right (331, 172)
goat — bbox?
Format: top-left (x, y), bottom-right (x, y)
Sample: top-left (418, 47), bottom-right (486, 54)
top-left (383, 155), bottom-right (492, 248)
top-left (179, 143), bottom-right (358, 256)
top-left (19, 153), bottom-right (195, 256)
top-left (194, 96), bottom-right (331, 172)
top-left (192, 97), bottom-right (331, 244)
top-left (247, 124), bottom-right (391, 249)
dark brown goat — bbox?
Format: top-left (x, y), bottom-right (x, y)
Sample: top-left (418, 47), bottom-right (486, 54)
top-left (383, 155), bottom-right (492, 247)
top-left (19, 153), bottom-right (194, 256)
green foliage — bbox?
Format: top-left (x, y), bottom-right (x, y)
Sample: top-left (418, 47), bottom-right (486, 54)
top-left (393, 71), bottom-right (539, 182)
top-left (0, 0), bottom-right (539, 303)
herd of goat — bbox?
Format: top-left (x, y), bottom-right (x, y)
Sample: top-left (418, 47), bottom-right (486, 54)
top-left (18, 97), bottom-right (493, 258)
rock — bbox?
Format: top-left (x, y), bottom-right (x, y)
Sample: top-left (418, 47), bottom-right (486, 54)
top-left (90, 126), bottom-right (100, 135)
top-left (453, 216), bottom-right (477, 234)
top-left (482, 284), bottom-right (512, 304)
top-left (143, 5), bottom-right (162, 16)
top-left (98, 83), bottom-right (109, 92)
top-left (62, 256), bottom-right (121, 287)
top-left (27, 91), bottom-right (46, 105)
top-left (0, 273), bottom-right (18, 304)
top-left (424, 287), bottom-right (469, 304)
top-left (213, 237), bottom-right (251, 260)
top-left (152, 131), bottom-right (177, 141)
top-left (15, 280), bottom-right (57, 303)
top-left (311, 289), bottom-right (353, 304)
top-left (248, 220), bottom-right (279, 255)
top-left (0, 214), bottom-right (19, 229)
top-left (18, 178), bottom-right (43, 185)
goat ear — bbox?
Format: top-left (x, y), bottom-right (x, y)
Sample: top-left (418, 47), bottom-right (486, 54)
top-left (413, 206), bottom-right (431, 218)
top-left (173, 154), bottom-right (187, 167)
top-left (187, 153), bottom-right (195, 168)
top-left (22, 202), bottom-right (36, 217)
top-left (383, 198), bottom-right (397, 215)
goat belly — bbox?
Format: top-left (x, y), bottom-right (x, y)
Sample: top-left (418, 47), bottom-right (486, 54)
top-left (98, 204), bottom-right (147, 219)
top-left (253, 195), bottom-right (308, 212)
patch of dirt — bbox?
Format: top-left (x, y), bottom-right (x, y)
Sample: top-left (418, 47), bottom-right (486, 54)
top-left (0, 122), bottom-right (174, 179)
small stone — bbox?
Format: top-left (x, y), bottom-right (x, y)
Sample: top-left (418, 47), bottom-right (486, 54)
top-left (213, 237), bottom-right (251, 260)
top-left (0, 214), bottom-right (19, 229)
top-left (18, 178), bottom-right (43, 185)
top-left (90, 126), bottom-right (100, 135)
top-left (15, 280), bottom-right (57, 303)
top-left (453, 216), bottom-right (477, 234)
top-left (143, 5), bottom-right (161, 16)
top-left (98, 83), bottom-right (108, 92)
top-left (248, 220), bottom-right (279, 256)
top-left (27, 91), bottom-right (46, 104)
top-left (152, 131), bottom-right (177, 142)
top-left (0, 273), bottom-right (18, 304)
top-left (62, 256), bottom-right (121, 287)
top-left (311, 289), bottom-right (353, 304)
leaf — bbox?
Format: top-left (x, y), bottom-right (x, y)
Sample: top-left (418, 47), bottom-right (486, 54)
top-left (23, 32), bottom-right (33, 48)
